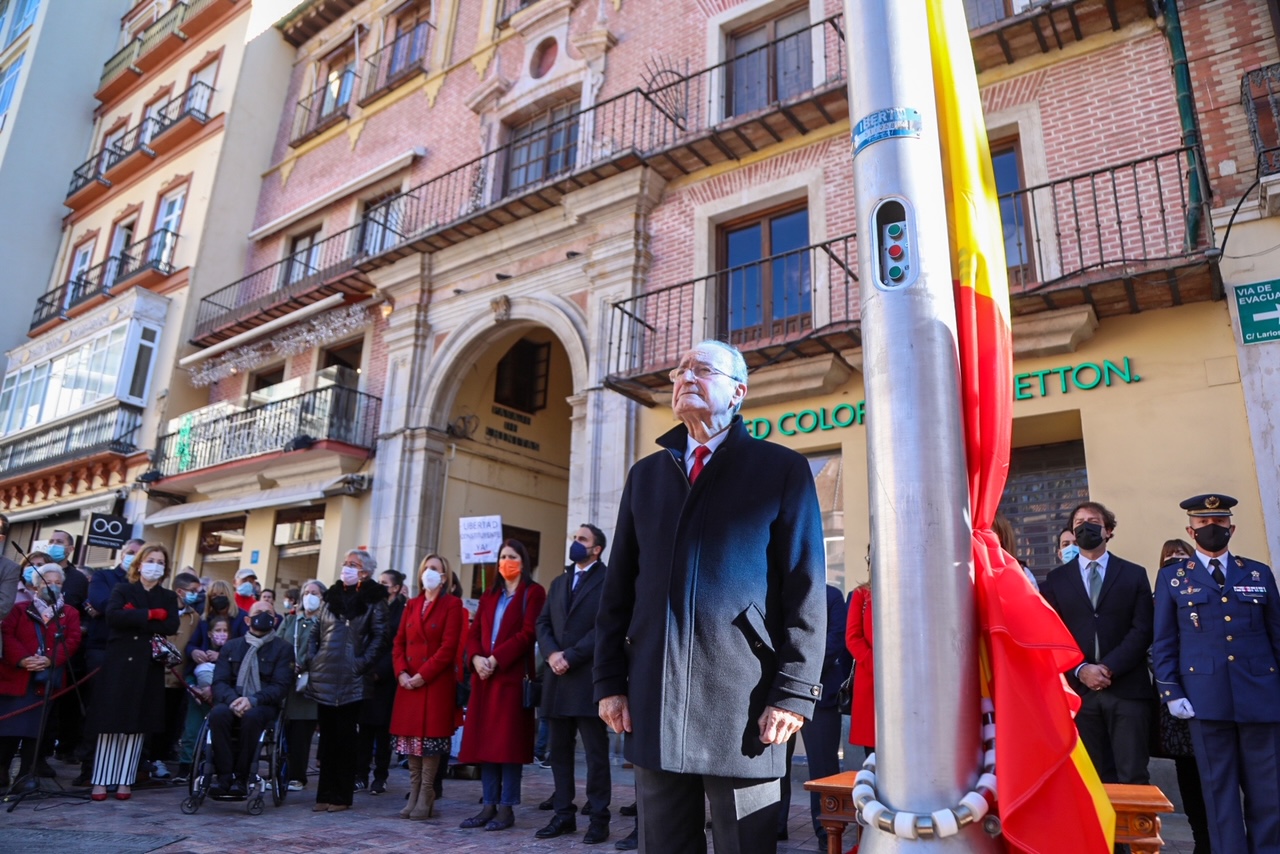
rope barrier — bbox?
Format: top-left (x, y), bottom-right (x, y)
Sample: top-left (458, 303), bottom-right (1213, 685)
top-left (0, 667), bottom-right (100, 724)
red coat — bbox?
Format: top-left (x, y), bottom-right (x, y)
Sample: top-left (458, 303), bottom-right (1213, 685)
top-left (389, 593), bottom-right (464, 739)
top-left (458, 580), bottom-right (545, 765)
top-left (845, 585), bottom-right (875, 747)
top-left (0, 601), bottom-right (82, 697)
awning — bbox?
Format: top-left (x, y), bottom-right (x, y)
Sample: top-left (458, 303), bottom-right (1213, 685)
top-left (144, 476), bottom-right (352, 527)
top-left (4, 490), bottom-right (125, 524)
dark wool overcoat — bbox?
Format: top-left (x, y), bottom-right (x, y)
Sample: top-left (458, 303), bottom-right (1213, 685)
top-left (537, 561), bottom-right (607, 719)
top-left (89, 581), bottom-right (180, 735)
top-left (594, 415), bottom-right (827, 779)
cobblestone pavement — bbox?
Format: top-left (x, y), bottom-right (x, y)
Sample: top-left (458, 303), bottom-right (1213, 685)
top-left (0, 753), bottom-right (1199, 853)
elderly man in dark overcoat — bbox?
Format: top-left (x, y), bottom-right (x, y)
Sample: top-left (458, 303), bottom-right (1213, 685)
top-left (594, 340), bottom-right (827, 854)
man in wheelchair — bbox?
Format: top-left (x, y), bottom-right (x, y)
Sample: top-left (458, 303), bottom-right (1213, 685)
top-left (207, 601), bottom-right (295, 798)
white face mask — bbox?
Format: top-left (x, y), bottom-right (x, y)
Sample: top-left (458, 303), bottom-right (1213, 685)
top-left (422, 569), bottom-right (443, 591)
top-left (139, 562), bottom-right (165, 581)
top-left (340, 567), bottom-right (359, 586)
top-left (302, 593), bottom-right (321, 613)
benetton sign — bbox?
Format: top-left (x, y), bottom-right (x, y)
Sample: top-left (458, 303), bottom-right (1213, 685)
top-left (744, 357), bottom-right (1140, 439)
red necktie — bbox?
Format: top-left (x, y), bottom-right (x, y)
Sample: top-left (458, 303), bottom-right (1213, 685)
top-left (689, 445), bottom-right (711, 484)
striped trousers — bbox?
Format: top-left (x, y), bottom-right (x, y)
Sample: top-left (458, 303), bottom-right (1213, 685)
top-left (91, 733), bottom-right (146, 786)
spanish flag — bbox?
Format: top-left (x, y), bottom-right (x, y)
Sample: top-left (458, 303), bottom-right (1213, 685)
top-left (926, 0), bottom-right (1115, 850)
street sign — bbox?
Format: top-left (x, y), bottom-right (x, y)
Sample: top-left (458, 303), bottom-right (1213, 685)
top-left (86, 513), bottom-right (130, 550)
top-left (460, 515), bottom-right (503, 563)
top-left (1232, 279), bottom-right (1280, 345)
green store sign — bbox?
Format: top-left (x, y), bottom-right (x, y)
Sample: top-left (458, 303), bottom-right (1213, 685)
top-left (745, 357), bottom-right (1140, 440)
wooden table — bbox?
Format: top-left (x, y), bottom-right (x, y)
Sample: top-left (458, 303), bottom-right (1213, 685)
top-left (804, 772), bottom-right (1174, 853)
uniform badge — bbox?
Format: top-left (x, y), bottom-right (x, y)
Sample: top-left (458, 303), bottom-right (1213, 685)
top-left (1176, 569), bottom-right (1185, 577)
top-left (1171, 579), bottom-right (1180, 587)
top-left (1253, 570), bottom-right (1261, 581)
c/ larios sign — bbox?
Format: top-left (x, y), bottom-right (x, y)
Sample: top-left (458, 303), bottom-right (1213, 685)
top-left (744, 357), bottom-right (1140, 439)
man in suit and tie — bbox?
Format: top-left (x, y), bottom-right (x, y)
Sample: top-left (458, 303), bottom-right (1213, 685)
top-left (535, 523), bottom-right (612, 844)
top-left (1153, 493), bottom-right (1280, 854)
top-left (1040, 500), bottom-right (1154, 784)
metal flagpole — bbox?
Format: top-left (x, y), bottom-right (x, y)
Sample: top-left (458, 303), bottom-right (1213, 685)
top-left (842, 0), bottom-right (998, 851)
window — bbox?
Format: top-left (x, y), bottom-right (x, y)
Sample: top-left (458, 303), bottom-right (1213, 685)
top-left (360, 190), bottom-right (403, 255)
top-left (198, 516), bottom-right (245, 559)
top-left (0, 321), bottom-right (159, 435)
top-left (323, 339), bottom-right (363, 373)
top-left (139, 96), bottom-right (165, 145)
top-left (251, 366), bottom-right (285, 393)
top-left (991, 141), bottom-right (1032, 287)
top-left (4, 0), bottom-right (37, 47)
top-left (284, 229), bottom-right (321, 286)
top-left (0, 54), bottom-right (23, 127)
top-left (964, 0), bottom-right (1032, 29)
top-left (65, 240), bottom-right (96, 307)
top-left (151, 187), bottom-right (185, 266)
top-left (99, 125), bottom-right (127, 173)
top-left (807, 450), bottom-right (847, 593)
top-left (719, 205), bottom-right (811, 344)
top-left (506, 103), bottom-right (579, 194)
top-left (186, 61), bottom-right (217, 115)
top-left (387, 4), bottom-right (431, 78)
top-left (727, 7), bottom-right (810, 118)
top-left (996, 440), bottom-right (1089, 578)
top-left (320, 51), bottom-right (357, 119)
top-left (494, 338), bottom-right (550, 414)
top-left (274, 506), bottom-right (325, 546)
top-left (102, 218), bottom-right (136, 288)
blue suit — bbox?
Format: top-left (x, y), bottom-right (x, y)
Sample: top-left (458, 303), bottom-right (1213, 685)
top-left (1152, 552), bottom-right (1280, 854)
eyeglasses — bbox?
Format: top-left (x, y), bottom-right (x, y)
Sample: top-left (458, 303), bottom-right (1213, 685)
top-left (668, 362), bottom-right (742, 383)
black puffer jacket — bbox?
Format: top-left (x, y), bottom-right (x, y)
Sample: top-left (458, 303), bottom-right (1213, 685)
top-left (303, 581), bottom-right (389, 707)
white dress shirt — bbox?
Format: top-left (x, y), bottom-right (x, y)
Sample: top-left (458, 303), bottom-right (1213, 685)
top-left (1078, 549), bottom-right (1111, 588)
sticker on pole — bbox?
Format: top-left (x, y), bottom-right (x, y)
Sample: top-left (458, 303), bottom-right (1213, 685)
top-left (852, 108), bottom-right (923, 156)
top-left (1232, 279), bottom-right (1280, 345)
top-left (460, 515), bottom-right (503, 563)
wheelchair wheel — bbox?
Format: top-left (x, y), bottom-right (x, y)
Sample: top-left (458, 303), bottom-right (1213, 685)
top-left (247, 796), bottom-right (264, 816)
top-left (184, 716), bottom-right (214, 812)
top-left (269, 710), bottom-right (288, 807)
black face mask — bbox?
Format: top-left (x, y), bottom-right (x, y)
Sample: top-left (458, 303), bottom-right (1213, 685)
top-left (1073, 522), bottom-right (1106, 551)
top-left (1192, 523), bottom-right (1232, 553)
top-left (250, 612), bottom-right (276, 633)
top-left (210, 595), bottom-right (230, 613)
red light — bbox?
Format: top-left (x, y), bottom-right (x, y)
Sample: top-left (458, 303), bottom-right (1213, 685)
top-left (888, 244), bottom-right (904, 260)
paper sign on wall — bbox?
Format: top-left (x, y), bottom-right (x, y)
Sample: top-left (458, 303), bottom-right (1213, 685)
top-left (460, 515), bottom-right (503, 563)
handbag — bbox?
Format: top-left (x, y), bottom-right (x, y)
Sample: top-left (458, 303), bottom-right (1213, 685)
top-left (151, 634), bottom-right (183, 668)
top-left (456, 670), bottom-right (472, 708)
top-left (836, 663), bottom-right (855, 716)
top-left (518, 587), bottom-right (542, 709)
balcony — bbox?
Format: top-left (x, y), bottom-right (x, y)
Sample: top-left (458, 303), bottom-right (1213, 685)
top-left (964, 0), bottom-right (1157, 73)
top-left (498, 0), bottom-right (533, 27)
top-left (191, 222), bottom-right (372, 344)
top-left (149, 81), bottom-right (215, 155)
top-left (179, 0), bottom-right (240, 41)
top-left (29, 256), bottom-right (121, 334)
top-left (1001, 145), bottom-right (1219, 317)
top-left (291, 69), bottom-right (358, 146)
top-left (278, 0), bottom-right (363, 48)
top-left (96, 2), bottom-right (190, 103)
top-left (1243, 63), bottom-right (1280, 178)
top-left (0, 402), bottom-right (143, 485)
top-left (114, 229), bottom-right (181, 291)
top-left (603, 235), bottom-right (860, 405)
top-left (154, 384), bottom-right (381, 479)
top-left (359, 20), bottom-right (432, 105)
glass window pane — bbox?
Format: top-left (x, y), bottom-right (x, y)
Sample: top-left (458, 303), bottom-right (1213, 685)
top-left (128, 338), bottom-right (155, 401)
top-left (23, 362), bottom-right (48, 426)
top-left (992, 148), bottom-right (1029, 269)
top-left (806, 451), bottom-right (846, 593)
top-left (101, 325), bottom-right (127, 397)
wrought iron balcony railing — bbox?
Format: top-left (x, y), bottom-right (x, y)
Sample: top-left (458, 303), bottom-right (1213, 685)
top-left (291, 69), bottom-right (358, 146)
top-left (154, 385), bottom-right (381, 477)
top-left (498, 0), bottom-right (533, 26)
top-left (1243, 63), bottom-right (1280, 177)
top-left (0, 402), bottom-right (143, 482)
top-left (30, 255), bottom-right (121, 330)
top-left (361, 20), bottom-right (432, 103)
top-left (115, 229), bottom-right (180, 282)
top-left (604, 234), bottom-right (859, 394)
top-left (98, 2), bottom-right (189, 93)
top-left (1000, 146), bottom-right (1212, 293)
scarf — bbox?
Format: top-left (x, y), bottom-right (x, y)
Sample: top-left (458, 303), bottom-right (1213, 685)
top-left (28, 591), bottom-right (62, 626)
top-left (237, 629), bottom-right (276, 699)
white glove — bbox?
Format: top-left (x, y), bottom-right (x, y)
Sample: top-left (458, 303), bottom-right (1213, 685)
top-left (1167, 698), bottom-right (1195, 719)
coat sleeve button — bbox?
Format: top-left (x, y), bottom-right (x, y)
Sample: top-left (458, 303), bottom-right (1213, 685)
top-left (811, 685), bottom-right (821, 697)
top-left (1225, 616), bottom-right (1232, 622)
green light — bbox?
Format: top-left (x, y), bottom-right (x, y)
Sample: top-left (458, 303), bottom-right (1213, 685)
top-left (889, 265), bottom-right (904, 280)
top-left (887, 223), bottom-right (904, 239)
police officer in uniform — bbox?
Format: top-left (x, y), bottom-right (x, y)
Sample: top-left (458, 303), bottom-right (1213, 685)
top-left (1152, 494), bottom-right (1280, 854)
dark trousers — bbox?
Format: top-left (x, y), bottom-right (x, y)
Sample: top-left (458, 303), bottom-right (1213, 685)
top-left (1190, 718), bottom-right (1280, 854)
top-left (804, 704), bottom-right (843, 833)
top-left (286, 718), bottom-right (318, 784)
top-left (54, 652), bottom-right (87, 757)
top-left (355, 722), bottom-right (392, 784)
top-left (549, 714), bottom-right (612, 821)
top-left (149, 686), bottom-right (187, 762)
top-left (1075, 690), bottom-right (1152, 784)
top-left (0, 736), bottom-right (36, 780)
top-left (635, 764), bottom-right (781, 854)
top-left (1173, 754), bottom-right (1212, 854)
top-left (778, 735), bottom-right (796, 835)
top-left (77, 648), bottom-right (106, 770)
top-left (207, 703), bottom-right (275, 779)
top-left (315, 702), bottom-right (360, 807)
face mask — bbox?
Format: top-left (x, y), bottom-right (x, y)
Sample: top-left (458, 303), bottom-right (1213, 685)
top-left (422, 569), bottom-right (443, 591)
top-left (1073, 522), bottom-right (1106, 551)
top-left (46, 545), bottom-right (66, 563)
top-left (210, 595), bottom-right (230, 613)
top-left (302, 593), bottom-right (321, 612)
top-left (23, 567), bottom-right (39, 587)
top-left (184, 590), bottom-right (201, 605)
top-left (250, 612), bottom-right (276, 633)
top-left (121, 553), bottom-right (136, 569)
top-left (139, 562), bottom-right (166, 581)
top-left (211, 632), bottom-right (229, 646)
top-left (569, 541), bottom-right (590, 563)
top-left (498, 558), bottom-right (522, 581)
top-left (1163, 554), bottom-right (1190, 567)
top-left (1192, 523), bottom-right (1232, 553)
top-left (236, 582), bottom-right (255, 597)
top-left (340, 567), bottom-right (359, 586)
top-left (44, 585), bottom-right (62, 602)
top-left (1060, 544), bottom-right (1081, 564)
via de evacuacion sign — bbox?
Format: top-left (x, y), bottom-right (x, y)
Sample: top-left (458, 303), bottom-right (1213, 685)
top-left (744, 357), bottom-right (1140, 440)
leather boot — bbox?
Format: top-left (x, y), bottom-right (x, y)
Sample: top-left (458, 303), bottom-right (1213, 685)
top-left (399, 756), bottom-right (422, 819)
top-left (460, 803), bottom-right (497, 828)
top-left (410, 756), bottom-right (440, 820)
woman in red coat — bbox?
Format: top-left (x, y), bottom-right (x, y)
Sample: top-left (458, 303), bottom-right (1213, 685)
top-left (845, 582), bottom-right (875, 755)
top-left (0, 564), bottom-right (82, 789)
top-left (390, 553), bottom-right (464, 821)
top-left (458, 539), bottom-right (546, 832)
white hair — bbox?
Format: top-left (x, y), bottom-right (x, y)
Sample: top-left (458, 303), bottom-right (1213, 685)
top-left (346, 549), bottom-right (377, 574)
top-left (694, 340), bottom-right (748, 383)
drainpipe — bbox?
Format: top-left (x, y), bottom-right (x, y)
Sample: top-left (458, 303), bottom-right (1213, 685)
top-left (1162, 0), bottom-right (1207, 247)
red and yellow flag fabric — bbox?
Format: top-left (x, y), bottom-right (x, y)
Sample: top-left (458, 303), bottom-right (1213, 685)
top-left (926, 0), bottom-right (1115, 850)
